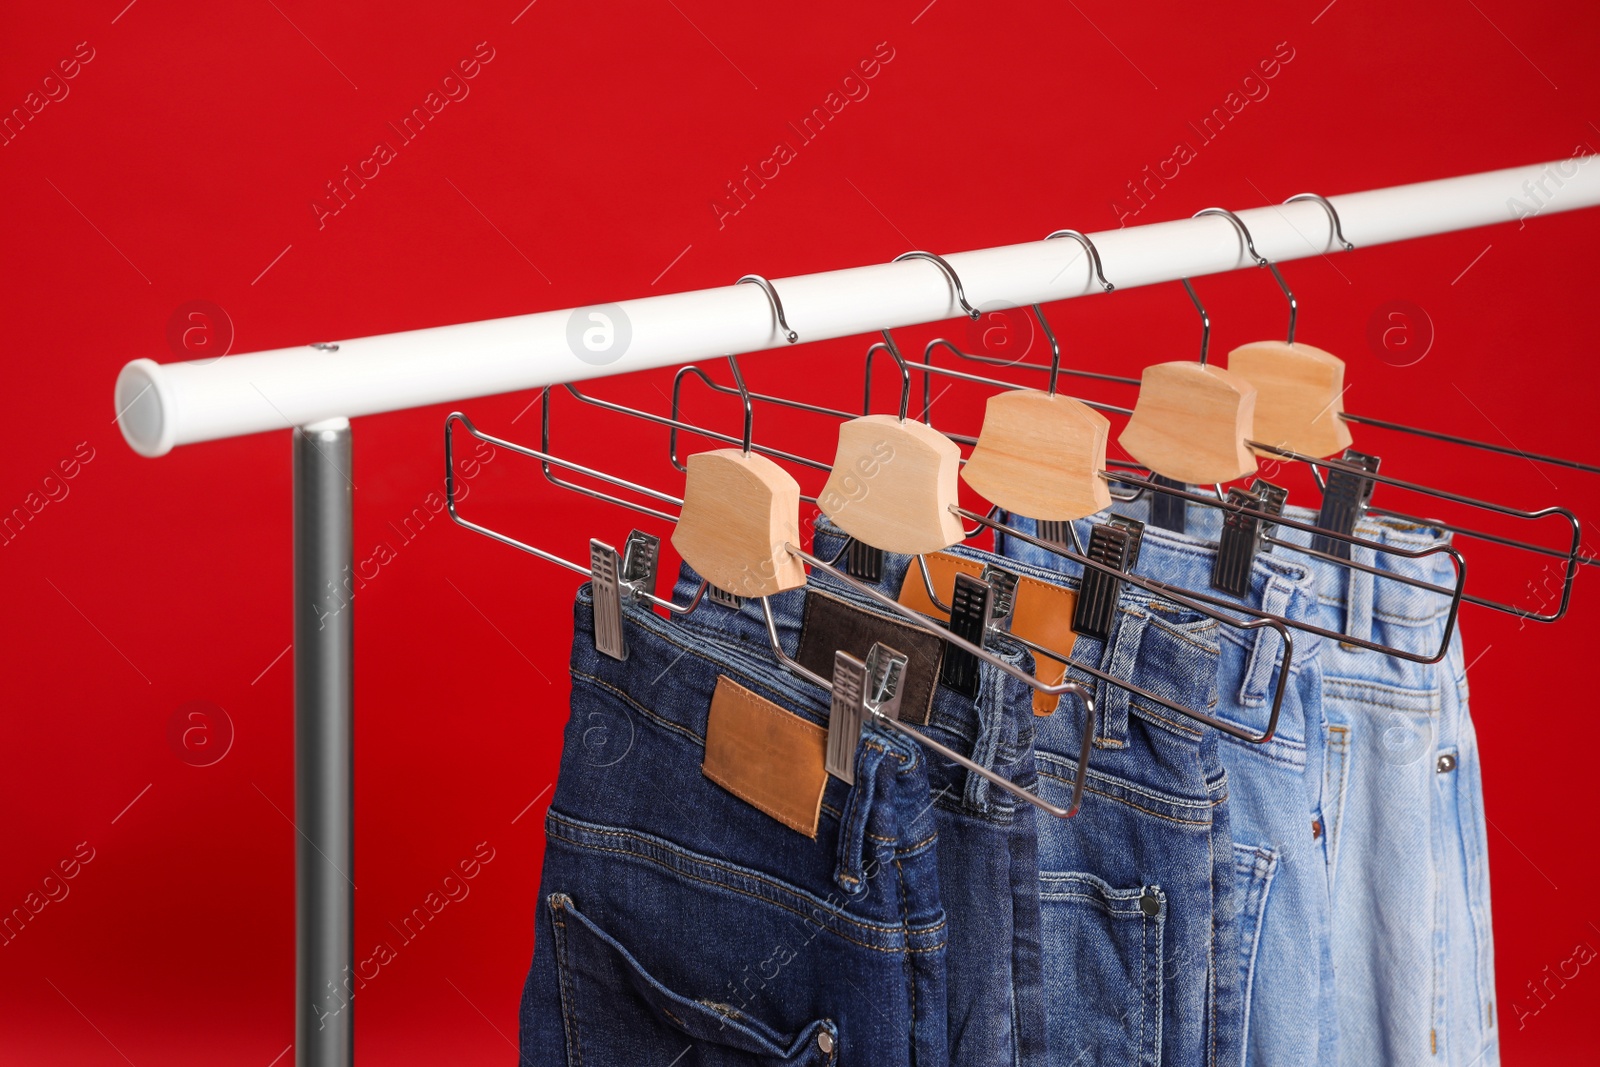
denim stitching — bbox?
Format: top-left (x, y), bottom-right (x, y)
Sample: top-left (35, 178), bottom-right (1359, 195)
top-left (1036, 768), bottom-right (1215, 827)
top-left (1036, 753), bottom-right (1218, 812)
top-left (546, 811), bottom-right (933, 945)
top-left (547, 896), bottom-right (583, 1066)
top-left (547, 832), bottom-right (950, 955)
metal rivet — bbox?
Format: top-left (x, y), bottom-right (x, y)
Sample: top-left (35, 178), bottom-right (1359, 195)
top-left (1139, 887), bottom-right (1161, 917)
top-left (1312, 819), bottom-right (1323, 840)
top-left (1437, 753), bottom-right (1457, 773)
top-left (817, 1029), bottom-right (835, 1054)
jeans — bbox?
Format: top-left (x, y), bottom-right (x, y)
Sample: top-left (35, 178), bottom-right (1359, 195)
top-left (681, 517), bottom-right (1235, 1067)
top-left (1001, 500), bottom-right (1339, 1067)
top-left (520, 584), bottom-right (950, 1066)
top-left (667, 541), bottom-right (1049, 1067)
top-left (1272, 507), bottom-right (1498, 1067)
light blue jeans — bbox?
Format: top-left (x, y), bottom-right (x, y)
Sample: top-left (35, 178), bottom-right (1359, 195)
top-left (999, 504), bottom-right (1338, 1067)
top-left (1273, 506), bottom-right (1498, 1067)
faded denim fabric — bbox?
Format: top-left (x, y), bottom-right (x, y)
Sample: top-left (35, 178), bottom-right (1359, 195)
top-left (1273, 507), bottom-right (1498, 1067)
top-left (1001, 500), bottom-right (1338, 1067)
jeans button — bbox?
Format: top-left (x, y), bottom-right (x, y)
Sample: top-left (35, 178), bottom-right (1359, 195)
top-left (1437, 753), bottom-right (1457, 773)
top-left (817, 1028), bottom-right (835, 1054)
top-left (1139, 886), bottom-right (1162, 917)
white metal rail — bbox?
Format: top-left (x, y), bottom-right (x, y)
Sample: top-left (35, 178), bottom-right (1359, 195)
top-left (115, 157), bottom-right (1599, 458)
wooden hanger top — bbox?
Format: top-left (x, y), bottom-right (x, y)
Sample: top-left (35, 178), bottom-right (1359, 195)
top-left (1119, 360), bottom-right (1259, 484)
top-left (1226, 340), bottom-right (1353, 458)
top-left (673, 448), bottom-right (807, 598)
top-left (963, 389), bottom-right (1112, 520)
top-left (820, 414), bottom-right (965, 556)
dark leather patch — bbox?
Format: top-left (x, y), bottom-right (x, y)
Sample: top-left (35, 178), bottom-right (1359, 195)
top-left (898, 552), bottom-right (1081, 716)
top-left (702, 676), bottom-right (827, 837)
top-left (795, 590), bottom-right (943, 725)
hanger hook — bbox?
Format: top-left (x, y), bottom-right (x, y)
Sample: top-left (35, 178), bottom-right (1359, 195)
top-left (1044, 229), bottom-right (1116, 293)
top-left (1035, 229), bottom-right (1115, 396)
top-left (736, 274), bottom-right (799, 344)
top-left (893, 250), bottom-right (981, 320)
top-left (1194, 206), bottom-right (1298, 345)
top-left (1180, 278), bottom-right (1212, 366)
top-left (861, 328), bottom-right (914, 422)
top-left (1285, 192), bottom-right (1355, 252)
top-left (725, 355), bottom-right (755, 455)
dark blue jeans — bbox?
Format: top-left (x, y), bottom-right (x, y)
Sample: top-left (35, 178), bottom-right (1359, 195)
top-left (667, 550), bottom-right (1048, 1067)
top-left (919, 528), bottom-right (1236, 1067)
top-left (520, 585), bottom-right (949, 1066)
top-left (674, 517), bottom-right (1233, 1067)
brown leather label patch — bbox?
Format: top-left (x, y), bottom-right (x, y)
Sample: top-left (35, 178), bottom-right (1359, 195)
top-left (897, 552), bottom-right (1081, 716)
top-left (794, 590), bottom-right (942, 725)
top-left (703, 676), bottom-right (828, 838)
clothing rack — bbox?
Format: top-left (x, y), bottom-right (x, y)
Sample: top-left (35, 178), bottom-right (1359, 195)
top-left (110, 158), bottom-right (1600, 1067)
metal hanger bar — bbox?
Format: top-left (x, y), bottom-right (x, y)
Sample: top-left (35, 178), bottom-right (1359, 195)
top-left (910, 551), bottom-right (1290, 744)
top-left (444, 412), bottom-right (706, 616)
top-left (1248, 441), bottom-right (1580, 622)
top-left (1082, 478), bottom-right (1464, 664)
top-left (918, 339), bottom-right (1132, 418)
top-left (669, 362), bottom-right (855, 474)
top-left (757, 599), bottom-right (1090, 819)
top-left (1338, 412), bottom-right (1600, 475)
top-left (921, 333), bottom-right (1600, 481)
top-left (1367, 504), bottom-right (1597, 569)
top-left (947, 507), bottom-right (1292, 740)
top-left (560, 380), bottom-right (832, 474)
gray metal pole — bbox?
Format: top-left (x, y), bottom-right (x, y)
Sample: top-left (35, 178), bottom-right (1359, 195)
top-left (293, 419), bottom-right (354, 1067)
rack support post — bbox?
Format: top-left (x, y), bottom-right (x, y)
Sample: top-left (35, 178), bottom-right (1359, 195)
top-left (293, 419), bottom-right (355, 1067)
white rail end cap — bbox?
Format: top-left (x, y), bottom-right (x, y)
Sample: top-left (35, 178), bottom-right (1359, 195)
top-left (116, 359), bottom-right (176, 458)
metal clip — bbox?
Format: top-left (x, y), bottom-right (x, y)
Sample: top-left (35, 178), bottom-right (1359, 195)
top-left (1250, 478), bottom-right (1288, 554)
top-left (1149, 474), bottom-right (1188, 533)
top-left (620, 529), bottom-right (660, 590)
top-left (864, 643), bottom-right (909, 723)
top-left (825, 644), bottom-right (910, 783)
top-left (589, 539), bottom-right (627, 660)
top-left (1212, 486), bottom-right (1265, 597)
top-left (1312, 449), bottom-right (1381, 559)
top-left (1073, 517), bottom-right (1144, 641)
top-left (1109, 513), bottom-right (1145, 567)
top-left (1035, 520), bottom-right (1073, 550)
top-left (825, 649), bottom-right (869, 783)
top-left (707, 585), bottom-right (744, 609)
top-left (980, 564), bottom-right (1020, 629)
top-left (847, 538), bottom-right (885, 582)
top-left (940, 572), bottom-right (994, 698)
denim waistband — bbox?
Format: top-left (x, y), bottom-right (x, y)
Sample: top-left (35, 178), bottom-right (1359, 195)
top-left (668, 558), bottom-right (1040, 820)
top-left (565, 584), bottom-right (945, 921)
top-left (802, 519), bottom-right (1221, 753)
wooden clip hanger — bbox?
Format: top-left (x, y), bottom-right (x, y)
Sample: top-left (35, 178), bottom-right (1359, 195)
top-left (1118, 218), bottom-right (1260, 485)
top-left (959, 230), bottom-right (1115, 523)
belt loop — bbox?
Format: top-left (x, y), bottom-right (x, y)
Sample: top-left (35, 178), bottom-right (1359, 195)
top-left (1343, 540), bottom-right (1376, 646)
top-left (1094, 607), bottom-right (1144, 747)
top-left (961, 662), bottom-right (1011, 812)
top-left (834, 731), bottom-right (890, 896)
top-left (1241, 575), bottom-right (1294, 707)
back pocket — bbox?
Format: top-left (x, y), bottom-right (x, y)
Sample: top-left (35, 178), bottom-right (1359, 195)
top-left (1232, 845), bottom-right (1279, 1041)
top-left (1039, 872), bottom-right (1164, 1067)
top-left (547, 894), bottom-right (838, 1065)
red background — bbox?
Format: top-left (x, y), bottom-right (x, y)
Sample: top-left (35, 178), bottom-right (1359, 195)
top-left (3, 0), bottom-right (1598, 1062)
